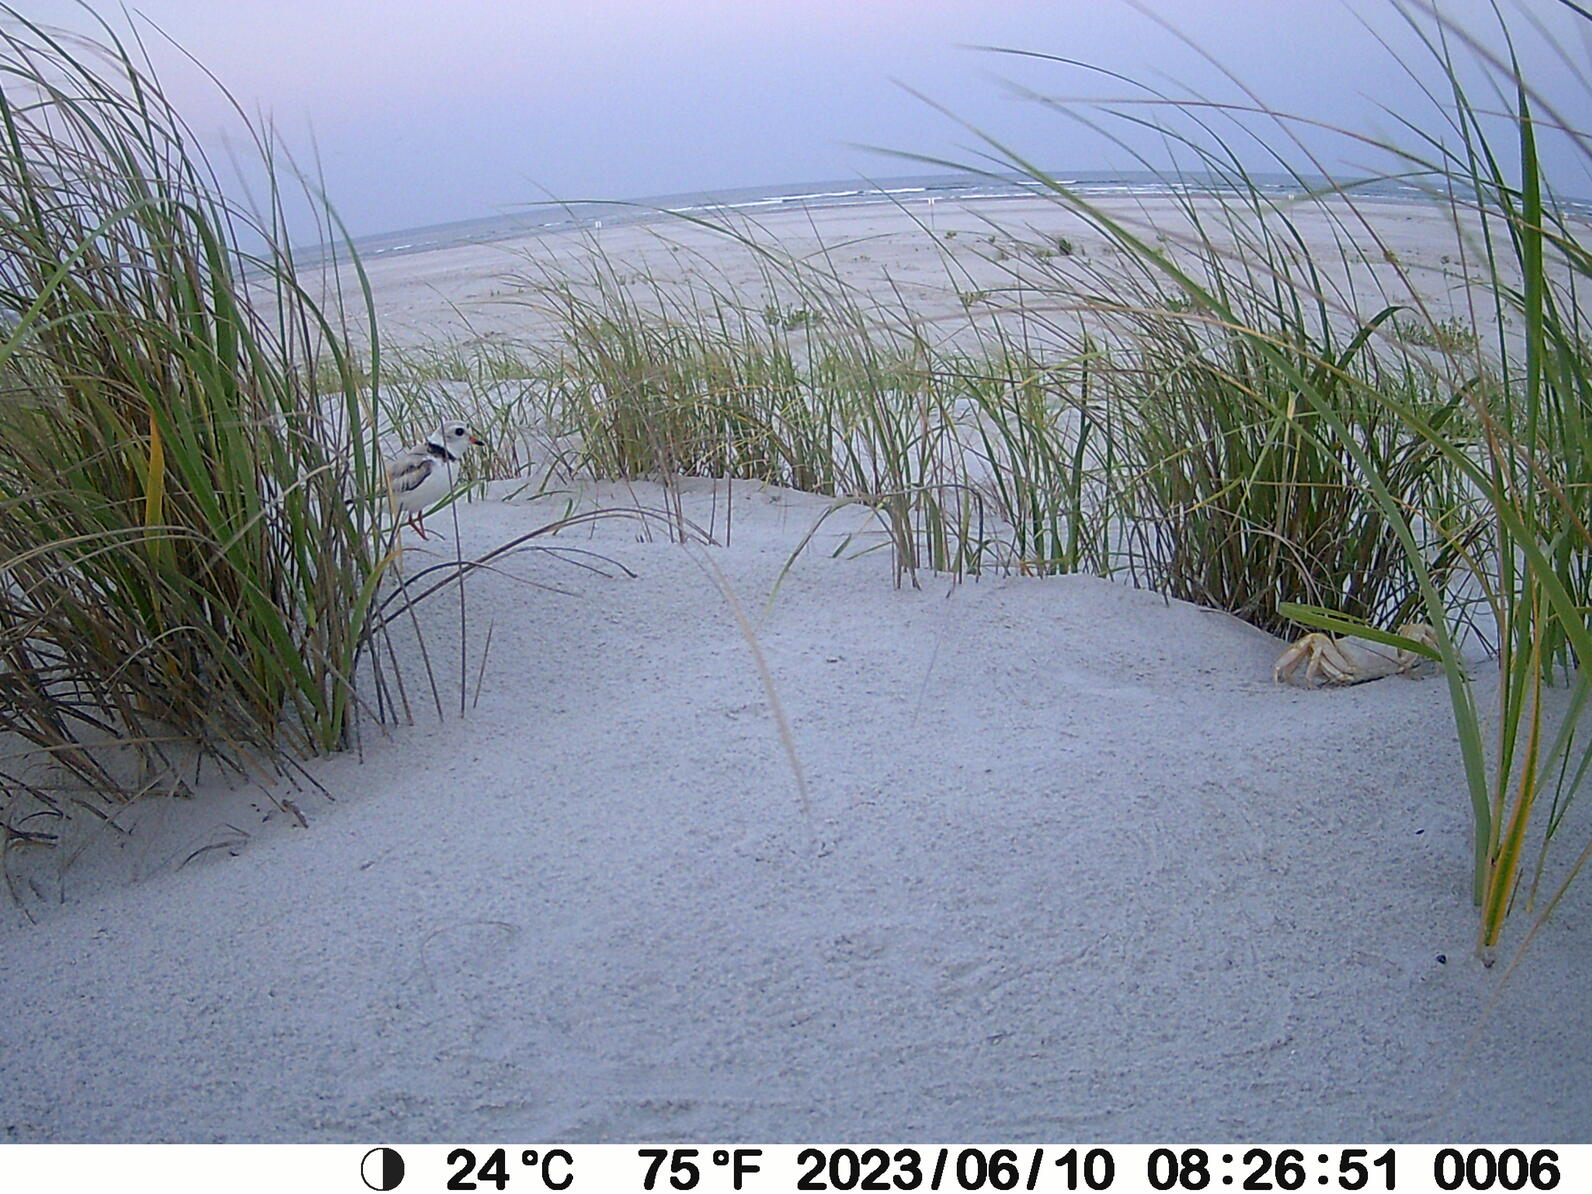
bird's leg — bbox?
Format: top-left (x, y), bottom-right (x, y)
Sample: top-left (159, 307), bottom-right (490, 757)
top-left (412, 513), bottom-right (448, 541)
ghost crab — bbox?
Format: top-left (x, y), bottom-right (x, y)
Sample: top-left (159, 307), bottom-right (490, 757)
top-left (1273, 622), bottom-right (1442, 687)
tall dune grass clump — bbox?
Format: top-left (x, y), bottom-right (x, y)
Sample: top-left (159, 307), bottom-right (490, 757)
top-left (960, 0), bottom-right (1591, 957)
top-left (497, 228), bottom-right (1013, 576)
top-left (975, 196), bottom-right (1483, 637)
top-left (0, 9), bottom-right (388, 833)
top-left (1401, 5), bottom-right (1592, 959)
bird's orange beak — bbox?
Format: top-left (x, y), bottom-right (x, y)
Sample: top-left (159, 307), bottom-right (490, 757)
top-left (469, 434), bottom-right (484, 446)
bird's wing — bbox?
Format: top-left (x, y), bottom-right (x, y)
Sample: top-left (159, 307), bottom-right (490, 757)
top-left (385, 450), bottom-right (436, 498)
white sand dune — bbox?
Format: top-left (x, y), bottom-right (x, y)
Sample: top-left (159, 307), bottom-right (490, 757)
top-left (3, 200), bottom-right (1589, 1142)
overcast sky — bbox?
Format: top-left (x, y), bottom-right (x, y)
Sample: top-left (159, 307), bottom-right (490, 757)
top-left (17, 1), bottom-right (1591, 238)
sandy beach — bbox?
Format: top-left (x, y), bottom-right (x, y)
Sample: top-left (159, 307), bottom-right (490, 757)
top-left (3, 195), bottom-right (1589, 1143)
top-left (352, 193), bottom-right (1498, 353)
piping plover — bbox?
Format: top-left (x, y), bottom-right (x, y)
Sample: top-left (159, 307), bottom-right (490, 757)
top-left (386, 419), bottom-right (482, 538)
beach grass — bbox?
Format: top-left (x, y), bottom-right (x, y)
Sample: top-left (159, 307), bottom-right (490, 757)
top-left (1398, 6), bottom-right (1592, 959)
top-left (0, 6), bottom-right (390, 836)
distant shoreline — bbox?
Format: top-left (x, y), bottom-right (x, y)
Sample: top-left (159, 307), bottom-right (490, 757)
top-left (301, 169), bottom-right (1585, 269)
